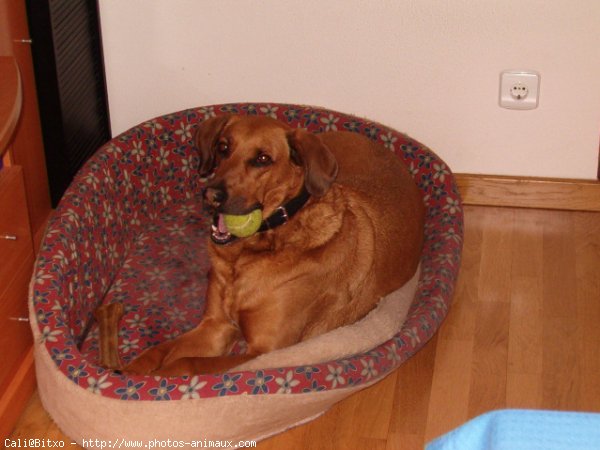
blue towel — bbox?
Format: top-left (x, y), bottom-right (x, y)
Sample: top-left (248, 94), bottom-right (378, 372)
top-left (426, 409), bottom-right (600, 450)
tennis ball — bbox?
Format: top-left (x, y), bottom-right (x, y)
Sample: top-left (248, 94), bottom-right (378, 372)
top-left (223, 209), bottom-right (263, 238)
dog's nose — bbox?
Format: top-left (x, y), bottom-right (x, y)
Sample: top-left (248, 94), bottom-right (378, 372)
top-left (203, 186), bottom-right (227, 207)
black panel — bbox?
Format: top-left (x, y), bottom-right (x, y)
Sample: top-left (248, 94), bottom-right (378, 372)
top-left (26, 0), bottom-right (110, 206)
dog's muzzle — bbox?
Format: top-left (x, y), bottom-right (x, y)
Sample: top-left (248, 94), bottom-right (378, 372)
top-left (206, 187), bottom-right (312, 246)
top-left (203, 186), bottom-right (227, 210)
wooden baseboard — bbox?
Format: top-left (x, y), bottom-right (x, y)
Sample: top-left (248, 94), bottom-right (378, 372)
top-left (455, 174), bottom-right (600, 212)
top-left (0, 346), bottom-right (35, 441)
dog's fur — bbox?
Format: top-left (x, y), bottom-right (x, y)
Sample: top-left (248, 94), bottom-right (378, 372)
top-left (121, 115), bottom-right (424, 375)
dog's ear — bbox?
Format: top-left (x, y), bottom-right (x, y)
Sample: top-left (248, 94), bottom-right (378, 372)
top-left (286, 129), bottom-right (338, 197)
top-left (194, 114), bottom-right (231, 176)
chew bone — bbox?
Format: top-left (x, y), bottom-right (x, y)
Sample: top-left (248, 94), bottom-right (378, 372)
top-left (94, 303), bottom-right (124, 369)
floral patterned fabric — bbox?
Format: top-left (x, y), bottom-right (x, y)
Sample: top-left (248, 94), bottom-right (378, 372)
top-left (30, 103), bottom-right (463, 401)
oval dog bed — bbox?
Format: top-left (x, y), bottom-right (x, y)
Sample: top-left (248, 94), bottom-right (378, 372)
top-left (29, 103), bottom-right (463, 444)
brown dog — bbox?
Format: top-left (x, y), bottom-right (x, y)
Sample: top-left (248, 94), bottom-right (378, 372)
top-left (120, 115), bottom-right (424, 376)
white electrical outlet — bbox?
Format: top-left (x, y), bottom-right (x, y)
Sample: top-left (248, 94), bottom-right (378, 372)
top-left (510, 83), bottom-right (528, 100)
top-left (499, 70), bottom-right (540, 110)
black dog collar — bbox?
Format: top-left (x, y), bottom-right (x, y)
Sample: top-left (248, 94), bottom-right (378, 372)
top-left (257, 187), bottom-right (310, 232)
top-left (211, 187), bottom-right (311, 245)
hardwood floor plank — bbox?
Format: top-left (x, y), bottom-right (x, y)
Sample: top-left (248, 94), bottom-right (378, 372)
top-left (349, 372), bottom-right (398, 441)
top-left (542, 211), bottom-right (577, 320)
top-left (506, 209), bottom-right (544, 408)
top-left (477, 208), bottom-right (514, 303)
top-left (424, 337), bottom-right (473, 442)
top-left (386, 334), bottom-right (438, 449)
top-left (353, 437), bottom-right (388, 450)
top-left (468, 301), bottom-right (510, 417)
top-left (389, 335), bottom-right (437, 435)
top-left (385, 432), bottom-right (421, 450)
top-left (574, 212), bottom-right (600, 412)
top-left (540, 211), bottom-right (580, 411)
top-left (542, 317), bottom-right (580, 410)
top-left (506, 373), bottom-right (543, 409)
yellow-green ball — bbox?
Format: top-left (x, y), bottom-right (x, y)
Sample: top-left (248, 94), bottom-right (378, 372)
top-left (223, 209), bottom-right (263, 238)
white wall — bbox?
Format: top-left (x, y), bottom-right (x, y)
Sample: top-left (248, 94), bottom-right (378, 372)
top-left (98, 0), bottom-right (600, 179)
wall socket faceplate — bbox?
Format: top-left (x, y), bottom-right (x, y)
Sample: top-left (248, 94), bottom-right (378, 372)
top-left (499, 70), bottom-right (540, 110)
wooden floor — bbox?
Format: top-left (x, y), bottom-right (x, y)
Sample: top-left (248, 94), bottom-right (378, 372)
top-left (7, 205), bottom-right (600, 449)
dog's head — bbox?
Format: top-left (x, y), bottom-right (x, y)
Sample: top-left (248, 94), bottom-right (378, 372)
top-left (195, 115), bottom-right (338, 225)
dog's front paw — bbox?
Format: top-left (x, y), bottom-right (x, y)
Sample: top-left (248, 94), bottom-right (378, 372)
top-left (121, 344), bottom-right (173, 375)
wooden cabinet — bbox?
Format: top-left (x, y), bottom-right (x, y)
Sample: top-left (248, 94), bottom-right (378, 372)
top-left (0, 0), bottom-right (53, 440)
top-left (0, 58), bottom-right (37, 441)
top-left (0, 167), bottom-right (35, 391)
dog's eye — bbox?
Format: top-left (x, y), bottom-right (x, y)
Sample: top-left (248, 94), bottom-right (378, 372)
top-left (253, 152), bottom-right (273, 167)
top-left (217, 140), bottom-right (230, 156)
